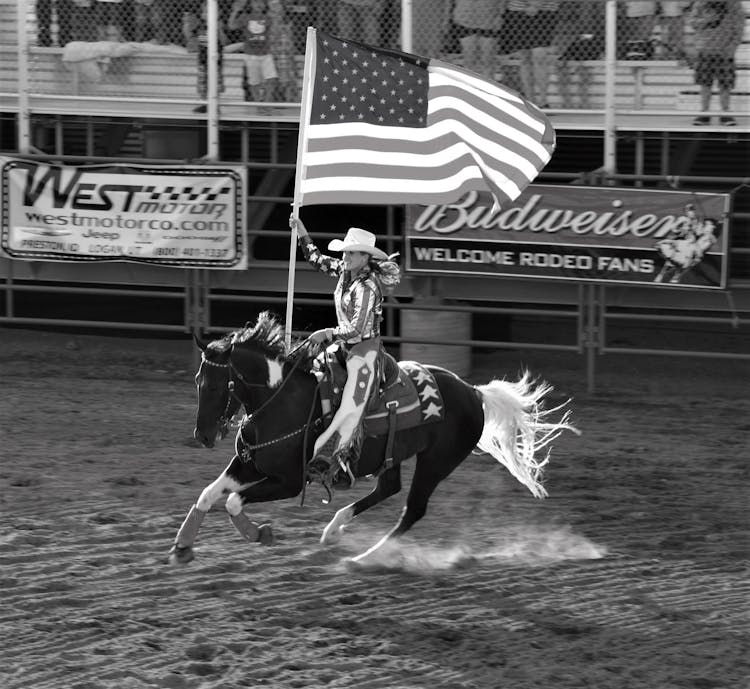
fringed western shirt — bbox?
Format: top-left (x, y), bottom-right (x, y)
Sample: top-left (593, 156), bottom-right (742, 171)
top-left (299, 236), bottom-right (382, 344)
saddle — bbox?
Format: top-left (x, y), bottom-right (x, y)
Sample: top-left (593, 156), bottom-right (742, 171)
top-left (317, 345), bottom-right (444, 439)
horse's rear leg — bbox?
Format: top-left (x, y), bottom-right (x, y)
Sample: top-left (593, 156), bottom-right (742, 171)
top-left (321, 464), bottom-right (403, 546)
top-left (350, 454), bottom-right (464, 563)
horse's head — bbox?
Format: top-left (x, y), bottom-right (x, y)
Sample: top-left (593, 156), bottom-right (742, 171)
top-left (193, 332), bottom-right (241, 448)
top-left (193, 312), bottom-right (313, 448)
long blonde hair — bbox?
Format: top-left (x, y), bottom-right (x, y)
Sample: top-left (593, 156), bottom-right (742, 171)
top-left (369, 253), bottom-right (401, 293)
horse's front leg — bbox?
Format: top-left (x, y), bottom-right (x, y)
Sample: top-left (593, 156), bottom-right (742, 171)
top-left (168, 455), bottom-right (262, 565)
top-left (321, 464), bottom-right (404, 546)
top-left (226, 475), bottom-right (303, 546)
top-left (225, 490), bottom-right (274, 546)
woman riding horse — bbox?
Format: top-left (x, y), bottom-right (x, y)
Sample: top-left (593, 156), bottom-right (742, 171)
top-left (290, 215), bottom-right (401, 494)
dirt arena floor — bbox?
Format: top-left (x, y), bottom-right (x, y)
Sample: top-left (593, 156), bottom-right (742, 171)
top-left (1, 326), bottom-right (748, 689)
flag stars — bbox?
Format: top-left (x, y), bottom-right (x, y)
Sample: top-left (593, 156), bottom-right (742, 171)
top-left (312, 33), bottom-right (428, 127)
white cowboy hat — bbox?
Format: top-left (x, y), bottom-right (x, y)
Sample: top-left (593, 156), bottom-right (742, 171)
top-left (328, 227), bottom-right (388, 261)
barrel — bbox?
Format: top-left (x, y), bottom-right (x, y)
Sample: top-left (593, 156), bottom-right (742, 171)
top-left (400, 307), bottom-right (471, 377)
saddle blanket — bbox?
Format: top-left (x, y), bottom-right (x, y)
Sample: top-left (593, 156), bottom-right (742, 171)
top-left (318, 353), bottom-right (444, 438)
top-left (363, 361), bottom-right (445, 436)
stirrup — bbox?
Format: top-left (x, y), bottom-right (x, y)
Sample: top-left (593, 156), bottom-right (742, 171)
top-left (306, 461), bottom-right (337, 505)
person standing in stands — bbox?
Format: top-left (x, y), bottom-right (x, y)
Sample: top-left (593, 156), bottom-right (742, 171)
top-left (184, 0), bottom-right (229, 112)
top-left (337, 0), bottom-right (384, 45)
top-left (688, 0), bottom-right (744, 126)
top-left (229, 0), bottom-right (279, 102)
top-left (452, 0), bottom-right (505, 80)
top-left (36, 0), bottom-right (102, 46)
top-left (622, 2), bottom-right (689, 59)
top-left (267, 0), bottom-right (298, 101)
top-left (501, 0), bottom-right (560, 108)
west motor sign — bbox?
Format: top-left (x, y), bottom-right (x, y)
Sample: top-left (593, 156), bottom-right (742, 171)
top-left (1, 157), bottom-right (247, 269)
top-left (406, 185), bottom-right (731, 289)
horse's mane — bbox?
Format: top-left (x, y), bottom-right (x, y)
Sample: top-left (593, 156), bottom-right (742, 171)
top-left (210, 311), bottom-right (314, 368)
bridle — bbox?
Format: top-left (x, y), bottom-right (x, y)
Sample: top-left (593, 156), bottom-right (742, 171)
top-left (200, 343), bottom-right (323, 461)
top-left (199, 353), bottom-right (243, 435)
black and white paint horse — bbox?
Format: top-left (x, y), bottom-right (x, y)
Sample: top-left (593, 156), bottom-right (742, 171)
top-left (169, 312), bottom-right (577, 565)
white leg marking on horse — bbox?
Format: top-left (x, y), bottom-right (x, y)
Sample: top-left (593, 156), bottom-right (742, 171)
top-left (321, 505), bottom-right (355, 546)
top-left (349, 532), bottom-right (393, 564)
top-left (267, 358), bottom-right (284, 388)
top-left (196, 473), bottom-right (241, 512)
top-left (225, 492), bottom-right (244, 516)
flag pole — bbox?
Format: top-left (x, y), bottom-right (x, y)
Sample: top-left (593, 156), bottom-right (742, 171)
top-left (285, 26), bottom-right (317, 349)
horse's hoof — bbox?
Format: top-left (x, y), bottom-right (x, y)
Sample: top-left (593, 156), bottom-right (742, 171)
top-left (257, 523), bottom-right (274, 546)
top-left (320, 527), bottom-right (343, 546)
top-left (168, 544), bottom-right (194, 565)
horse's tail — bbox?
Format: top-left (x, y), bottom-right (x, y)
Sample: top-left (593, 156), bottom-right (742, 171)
top-left (475, 372), bottom-right (579, 499)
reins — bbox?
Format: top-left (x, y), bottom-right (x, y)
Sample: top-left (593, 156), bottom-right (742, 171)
top-left (232, 341), bottom-right (311, 422)
top-left (205, 340), bottom-right (325, 492)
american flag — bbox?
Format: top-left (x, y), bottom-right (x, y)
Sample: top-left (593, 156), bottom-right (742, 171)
top-left (296, 29), bottom-right (556, 208)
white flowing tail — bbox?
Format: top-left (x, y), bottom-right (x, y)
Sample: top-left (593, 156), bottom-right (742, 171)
top-left (475, 372), bottom-right (579, 499)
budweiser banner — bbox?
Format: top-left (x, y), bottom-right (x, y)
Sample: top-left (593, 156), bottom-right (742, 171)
top-left (1, 157), bottom-right (247, 269)
top-left (406, 186), bottom-right (731, 289)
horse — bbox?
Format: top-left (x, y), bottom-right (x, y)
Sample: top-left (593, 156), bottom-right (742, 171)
top-left (169, 311), bottom-right (578, 565)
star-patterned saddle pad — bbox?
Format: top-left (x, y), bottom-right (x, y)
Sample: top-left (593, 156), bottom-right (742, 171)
top-left (363, 360), bottom-right (444, 437)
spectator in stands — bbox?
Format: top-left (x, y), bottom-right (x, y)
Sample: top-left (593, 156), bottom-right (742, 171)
top-left (501, 0), bottom-right (560, 108)
top-left (337, 0), bottom-right (384, 45)
top-left (131, 0), bottom-right (167, 44)
top-left (451, 0), bottom-right (504, 80)
top-left (37, 0), bottom-right (106, 45)
top-left (622, 2), bottom-right (688, 60)
top-left (267, 0), bottom-right (299, 101)
top-left (97, 0), bottom-right (129, 42)
top-left (689, 0), bottom-right (745, 126)
top-left (230, 0), bottom-right (279, 102)
top-left (184, 0), bottom-right (229, 112)
top-left (35, 0), bottom-right (56, 46)
top-left (554, 0), bottom-right (604, 108)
